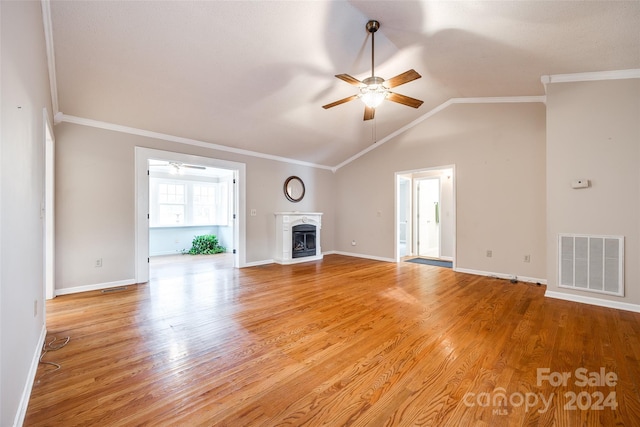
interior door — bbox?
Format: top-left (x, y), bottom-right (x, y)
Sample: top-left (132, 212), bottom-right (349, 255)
top-left (417, 178), bottom-right (440, 258)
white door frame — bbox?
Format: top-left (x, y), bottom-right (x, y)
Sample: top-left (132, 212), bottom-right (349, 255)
top-left (394, 165), bottom-right (456, 266)
top-left (396, 175), bottom-right (412, 259)
top-left (134, 147), bottom-right (246, 283)
top-left (44, 109), bottom-right (55, 300)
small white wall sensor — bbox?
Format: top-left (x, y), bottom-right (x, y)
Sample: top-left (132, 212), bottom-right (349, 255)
top-left (571, 179), bottom-right (590, 189)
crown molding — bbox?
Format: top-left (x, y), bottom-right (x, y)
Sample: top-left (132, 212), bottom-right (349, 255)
top-left (541, 69), bottom-right (640, 91)
top-left (332, 96), bottom-right (546, 172)
top-left (41, 0), bottom-right (59, 115)
top-left (59, 114), bottom-right (335, 171)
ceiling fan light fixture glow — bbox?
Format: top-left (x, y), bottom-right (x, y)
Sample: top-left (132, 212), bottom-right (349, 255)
top-left (360, 76), bottom-right (388, 108)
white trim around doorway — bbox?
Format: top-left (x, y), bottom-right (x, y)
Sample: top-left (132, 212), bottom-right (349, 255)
top-left (394, 165), bottom-right (456, 268)
top-left (134, 147), bottom-right (247, 283)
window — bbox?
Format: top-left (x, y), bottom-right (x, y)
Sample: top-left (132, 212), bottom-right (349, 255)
top-left (150, 178), bottom-right (230, 227)
top-left (192, 185), bottom-right (215, 225)
top-left (157, 183), bottom-right (185, 225)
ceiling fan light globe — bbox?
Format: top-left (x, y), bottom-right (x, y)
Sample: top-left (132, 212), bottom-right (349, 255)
top-left (360, 85), bottom-right (387, 108)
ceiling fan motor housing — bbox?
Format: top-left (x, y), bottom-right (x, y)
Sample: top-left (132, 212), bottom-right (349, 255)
top-left (363, 76), bottom-right (384, 86)
top-left (366, 20), bottom-right (380, 33)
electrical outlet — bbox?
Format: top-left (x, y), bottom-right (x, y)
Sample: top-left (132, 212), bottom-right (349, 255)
top-left (95, 258), bottom-right (102, 268)
top-left (486, 250), bottom-right (492, 258)
top-left (351, 240), bottom-right (357, 246)
top-left (250, 209), bottom-right (257, 216)
top-left (524, 255), bottom-right (531, 263)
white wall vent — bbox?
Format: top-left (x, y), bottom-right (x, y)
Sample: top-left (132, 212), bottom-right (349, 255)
top-left (558, 234), bottom-right (624, 296)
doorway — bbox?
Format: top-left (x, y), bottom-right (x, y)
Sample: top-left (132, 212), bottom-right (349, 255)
top-left (135, 147), bottom-right (246, 284)
top-left (416, 177), bottom-right (440, 258)
top-left (395, 166), bottom-right (455, 264)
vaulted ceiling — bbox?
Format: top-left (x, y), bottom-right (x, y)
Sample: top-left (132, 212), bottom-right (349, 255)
top-left (48, 1), bottom-right (640, 168)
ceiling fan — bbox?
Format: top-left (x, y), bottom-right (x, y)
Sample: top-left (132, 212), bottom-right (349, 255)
top-left (150, 161), bottom-right (206, 175)
top-left (322, 20), bottom-right (424, 121)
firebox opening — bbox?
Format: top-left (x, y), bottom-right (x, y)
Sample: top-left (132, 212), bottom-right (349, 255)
top-left (292, 224), bottom-right (316, 258)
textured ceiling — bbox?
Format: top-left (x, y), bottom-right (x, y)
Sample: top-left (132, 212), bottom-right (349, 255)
top-left (49, 1), bottom-right (640, 168)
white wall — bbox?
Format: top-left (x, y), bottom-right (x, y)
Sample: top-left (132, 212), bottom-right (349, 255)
top-left (0, 1), bottom-right (52, 424)
top-left (546, 79), bottom-right (640, 306)
top-left (54, 122), bottom-right (337, 291)
top-left (335, 102), bottom-right (547, 281)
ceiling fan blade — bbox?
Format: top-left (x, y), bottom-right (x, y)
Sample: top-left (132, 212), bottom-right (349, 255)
top-left (384, 69), bottom-right (422, 88)
top-left (182, 164), bottom-right (206, 170)
top-left (363, 106), bottom-right (375, 121)
top-left (387, 92), bottom-right (424, 109)
top-left (322, 94), bottom-right (359, 109)
top-left (335, 74), bottom-right (365, 87)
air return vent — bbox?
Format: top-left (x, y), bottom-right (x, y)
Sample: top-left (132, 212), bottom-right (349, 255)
top-left (559, 234), bottom-right (624, 296)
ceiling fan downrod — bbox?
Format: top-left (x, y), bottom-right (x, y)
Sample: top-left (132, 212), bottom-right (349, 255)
top-left (366, 20), bottom-right (380, 79)
top-left (361, 20), bottom-right (385, 109)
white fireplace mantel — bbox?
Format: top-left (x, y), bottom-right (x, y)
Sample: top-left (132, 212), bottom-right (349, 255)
top-left (274, 212), bottom-right (323, 264)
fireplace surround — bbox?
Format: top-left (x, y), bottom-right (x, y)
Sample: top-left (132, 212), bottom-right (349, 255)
top-left (274, 212), bottom-right (322, 264)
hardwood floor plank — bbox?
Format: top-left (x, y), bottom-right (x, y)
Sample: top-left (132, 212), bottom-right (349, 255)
top-left (25, 254), bottom-right (640, 426)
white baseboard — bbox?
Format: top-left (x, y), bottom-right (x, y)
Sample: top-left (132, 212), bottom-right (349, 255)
top-left (55, 279), bottom-right (136, 296)
top-left (545, 290), bottom-right (640, 313)
top-left (454, 267), bottom-right (547, 285)
top-left (332, 251), bottom-right (395, 263)
top-left (273, 254), bottom-right (324, 265)
top-left (14, 324), bottom-right (47, 427)
top-left (243, 259), bottom-right (274, 267)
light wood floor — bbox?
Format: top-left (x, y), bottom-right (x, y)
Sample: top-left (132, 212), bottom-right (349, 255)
top-left (25, 255), bottom-right (640, 426)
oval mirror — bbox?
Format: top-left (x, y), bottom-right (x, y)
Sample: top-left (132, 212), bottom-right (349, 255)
top-left (284, 176), bottom-right (305, 202)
